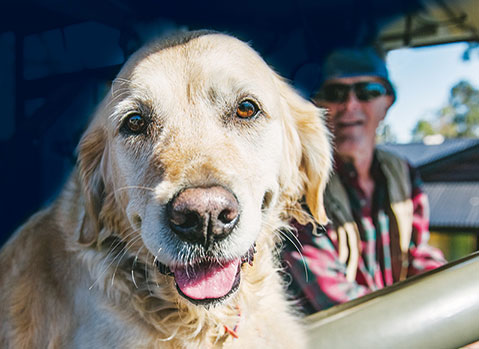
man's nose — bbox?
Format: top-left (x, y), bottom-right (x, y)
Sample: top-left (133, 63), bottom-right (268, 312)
top-left (343, 91), bottom-right (362, 111)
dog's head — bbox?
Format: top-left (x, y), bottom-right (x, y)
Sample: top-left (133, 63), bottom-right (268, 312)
top-left (76, 31), bottom-right (331, 306)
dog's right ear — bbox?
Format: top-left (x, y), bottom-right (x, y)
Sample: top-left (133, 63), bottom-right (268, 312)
top-left (275, 76), bottom-right (332, 226)
top-left (76, 122), bottom-right (106, 246)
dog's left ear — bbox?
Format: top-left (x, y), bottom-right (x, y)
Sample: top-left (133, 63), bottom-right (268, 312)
top-left (276, 77), bottom-right (332, 225)
top-left (76, 121), bottom-right (107, 245)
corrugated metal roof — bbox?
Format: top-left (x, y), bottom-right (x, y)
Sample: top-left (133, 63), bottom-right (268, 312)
top-left (378, 139), bottom-right (479, 167)
top-left (424, 182), bottom-right (479, 229)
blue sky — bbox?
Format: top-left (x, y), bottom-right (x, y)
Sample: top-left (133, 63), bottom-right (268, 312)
top-left (385, 42), bottom-right (479, 143)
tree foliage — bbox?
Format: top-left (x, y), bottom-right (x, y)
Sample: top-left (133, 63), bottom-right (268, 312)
top-left (412, 80), bottom-right (479, 141)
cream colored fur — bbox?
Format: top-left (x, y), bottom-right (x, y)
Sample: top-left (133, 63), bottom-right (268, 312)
top-left (0, 31), bottom-right (331, 348)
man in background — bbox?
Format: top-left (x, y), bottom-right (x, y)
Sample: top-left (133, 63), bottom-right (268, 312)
top-left (284, 47), bottom-right (446, 313)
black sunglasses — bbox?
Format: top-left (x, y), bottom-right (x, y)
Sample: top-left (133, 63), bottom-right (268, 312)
top-left (316, 81), bottom-right (392, 103)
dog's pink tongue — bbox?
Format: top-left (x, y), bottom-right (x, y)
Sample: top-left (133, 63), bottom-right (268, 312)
top-left (174, 259), bottom-right (240, 300)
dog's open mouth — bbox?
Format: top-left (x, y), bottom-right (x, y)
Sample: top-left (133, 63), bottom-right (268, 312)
top-left (156, 245), bottom-right (255, 305)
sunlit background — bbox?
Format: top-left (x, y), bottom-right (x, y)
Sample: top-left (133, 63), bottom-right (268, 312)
top-left (386, 42), bottom-right (479, 143)
top-left (380, 42), bottom-right (479, 261)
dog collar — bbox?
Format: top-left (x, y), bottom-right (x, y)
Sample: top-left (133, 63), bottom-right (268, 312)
top-left (223, 305), bottom-right (241, 339)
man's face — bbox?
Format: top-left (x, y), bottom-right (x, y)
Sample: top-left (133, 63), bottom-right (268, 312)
top-left (314, 76), bottom-right (393, 160)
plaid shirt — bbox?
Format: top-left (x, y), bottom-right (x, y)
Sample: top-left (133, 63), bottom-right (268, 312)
top-left (283, 153), bottom-right (446, 314)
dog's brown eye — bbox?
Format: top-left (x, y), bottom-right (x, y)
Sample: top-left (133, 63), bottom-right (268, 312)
top-left (123, 114), bottom-right (147, 134)
top-left (236, 100), bottom-right (259, 119)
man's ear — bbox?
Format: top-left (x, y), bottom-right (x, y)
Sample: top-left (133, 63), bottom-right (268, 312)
top-left (76, 123), bottom-right (106, 245)
top-left (276, 76), bottom-right (332, 225)
top-left (383, 94), bottom-right (394, 116)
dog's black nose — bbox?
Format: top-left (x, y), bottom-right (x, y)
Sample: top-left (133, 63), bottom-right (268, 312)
top-left (167, 186), bottom-right (239, 247)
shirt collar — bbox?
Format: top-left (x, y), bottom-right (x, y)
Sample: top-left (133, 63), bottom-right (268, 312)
top-left (334, 150), bottom-right (382, 184)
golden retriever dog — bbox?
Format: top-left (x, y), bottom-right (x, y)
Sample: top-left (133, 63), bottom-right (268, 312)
top-left (0, 31), bottom-right (331, 348)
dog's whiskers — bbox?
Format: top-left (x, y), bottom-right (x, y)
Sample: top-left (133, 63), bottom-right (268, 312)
top-left (145, 251), bottom-right (154, 295)
top-left (261, 213), bottom-right (311, 252)
top-left (109, 77), bottom-right (152, 106)
top-left (261, 220), bottom-right (310, 283)
top-left (110, 78), bottom-right (138, 95)
top-left (131, 246), bottom-right (145, 289)
top-left (112, 77), bottom-right (141, 89)
top-left (108, 89), bottom-right (131, 103)
top-left (152, 247), bottom-right (163, 269)
top-left (113, 185), bottom-right (155, 195)
top-left (103, 230), bottom-right (138, 260)
top-left (111, 235), bottom-right (143, 286)
top-left (132, 257), bottom-right (139, 289)
top-left (152, 249), bottom-right (164, 289)
top-left (276, 229), bottom-right (309, 283)
top-left (89, 230), bottom-right (140, 290)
